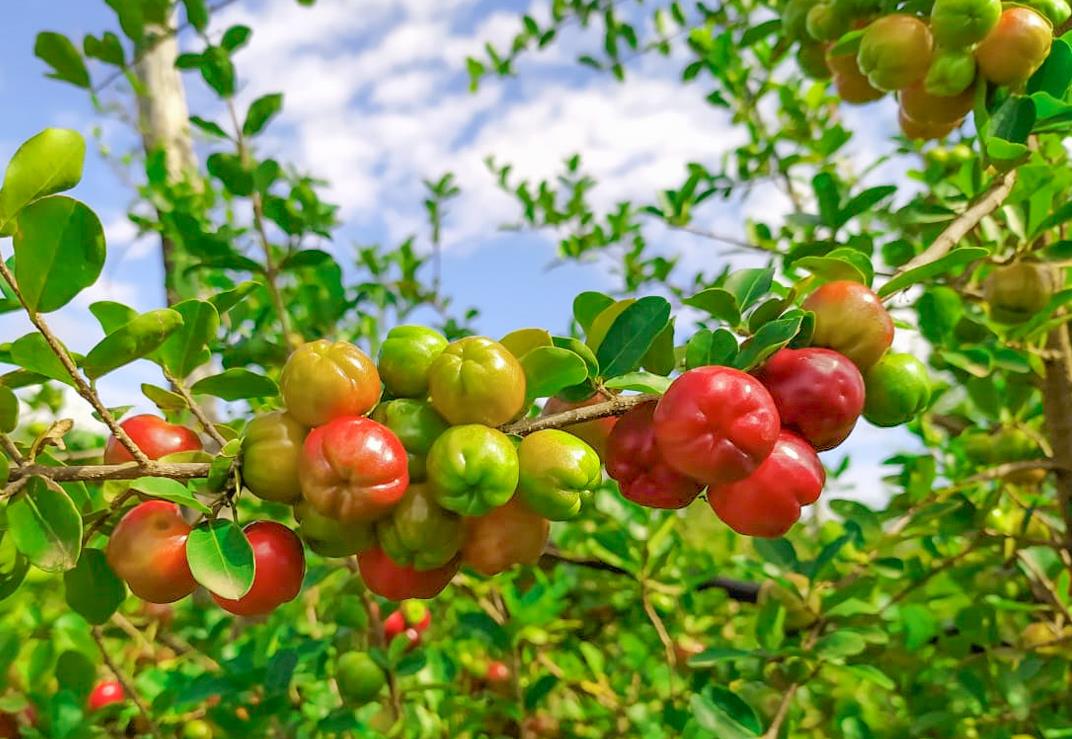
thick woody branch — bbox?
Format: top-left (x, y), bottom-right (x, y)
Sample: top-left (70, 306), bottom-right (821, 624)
top-left (885, 167), bottom-right (1018, 294)
top-left (1042, 323), bottom-right (1072, 557)
top-left (501, 393), bottom-right (657, 436)
top-left (9, 461), bottom-right (210, 483)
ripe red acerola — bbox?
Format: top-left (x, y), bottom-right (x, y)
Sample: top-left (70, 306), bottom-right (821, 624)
top-left (755, 348), bottom-right (866, 451)
top-left (383, 608), bottom-right (430, 649)
top-left (106, 501), bottom-right (197, 604)
top-left (653, 367), bottom-right (780, 485)
top-left (708, 431), bottom-right (826, 538)
top-left (802, 281), bottom-right (894, 370)
top-left (605, 401), bottom-right (704, 509)
top-left (485, 661), bottom-right (511, 683)
top-left (212, 522), bottom-right (305, 617)
top-left (87, 680), bottom-right (126, 711)
top-left (358, 547), bottom-right (459, 601)
top-left (103, 414), bottom-right (202, 464)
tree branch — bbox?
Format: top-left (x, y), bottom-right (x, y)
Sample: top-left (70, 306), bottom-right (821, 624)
top-left (91, 626), bottom-right (163, 739)
top-left (501, 393), bottom-right (657, 436)
top-left (0, 259), bottom-right (150, 466)
top-left (9, 461), bottom-right (210, 483)
top-left (163, 368), bottom-right (228, 448)
top-left (884, 168), bottom-right (1018, 293)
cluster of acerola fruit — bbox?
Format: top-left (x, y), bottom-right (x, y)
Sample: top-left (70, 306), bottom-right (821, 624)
top-left (605, 281), bottom-right (929, 538)
top-left (783, 0), bottom-right (1057, 139)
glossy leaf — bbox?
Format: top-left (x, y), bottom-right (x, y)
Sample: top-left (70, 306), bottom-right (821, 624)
top-left (0, 129), bottom-right (85, 235)
top-left (186, 519), bottom-right (255, 600)
top-left (191, 368), bottom-right (278, 400)
top-left (595, 296), bottom-right (672, 378)
top-left (877, 247), bottom-right (989, 298)
top-left (243, 93), bottom-right (284, 136)
top-left (9, 333), bottom-right (75, 386)
top-left (573, 291), bottom-right (615, 333)
top-left (685, 328), bottom-right (738, 369)
top-left (520, 347), bottom-right (589, 399)
top-left (154, 299), bottom-right (220, 378)
top-left (128, 477), bottom-right (211, 514)
top-left (0, 385), bottom-right (18, 433)
top-left (34, 33), bottom-right (90, 89)
top-left (63, 548), bottom-right (125, 625)
top-left (0, 531), bottom-right (29, 601)
top-left (82, 309), bottom-right (184, 379)
top-left (7, 479), bottom-right (82, 573)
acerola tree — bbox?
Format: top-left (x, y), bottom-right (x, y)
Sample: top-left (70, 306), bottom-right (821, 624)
top-left (0, 0), bottom-right (1071, 737)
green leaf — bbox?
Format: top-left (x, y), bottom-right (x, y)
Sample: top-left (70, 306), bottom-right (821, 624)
top-left (209, 281), bottom-right (260, 314)
top-left (243, 93), bottom-right (284, 137)
top-left (82, 309), bottom-right (183, 380)
top-left (753, 538), bottom-right (798, 570)
top-left (191, 368), bottom-right (278, 400)
top-left (603, 371), bottom-right (671, 394)
top-left (189, 116), bottom-right (230, 139)
top-left (186, 519), bottom-right (254, 600)
top-left (83, 32), bottom-right (125, 66)
top-left (9, 333), bottom-right (74, 386)
top-left (182, 0), bottom-right (209, 31)
top-left (128, 477), bottom-right (210, 514)
top-left (573, 291), bottom-right (614, 333)
top-left (89, 301), bottom-right (136, 334)
top-left (988, 95), bottom-right (1036, 144)
top-left (838, 186), bottom-right (896, 228)
top-left (520, 347), bottom-right (589, 399)
top-left (755, 598), bottom-right (785, 650)
top-left (220, 25), bottom-right (252, 52)
top-left (733, 312), bottom-right (804, 371)
top-left (641, 319), bottom-right (676, 376)
top-left (1007, 289), bottom-right (1072, 339)
top-left (899, 603), bottom-right (938, 651)
top-left (595, 296), bottom-right (672, 378)
top-left (141, 383), bottom-right (188, 413)
top-left (154, 300), bottom-right (220, 378)
top-left (691, 687), bottom-right (761, 738)
top-left (794, 254), bottom-right (868, 285)
top-left (683, 287), bottom-right (740, 326)
top-left (687, 647), bottom-right (753, 667)
top-left (199, 46), bottom-right (236, 98)
top-left (816, 630), bottom-right (867, 658)
top-left (0, 129), bottom-right (85, 235)
top-left (63, 548), bottom-right (125, 625)
top-left (812, 172), bottom-right (840, 228)
top-left (13, 196), bottom-right (106, 313)
top-left (206, 153), bottom-right (253, 195)
top-left (877, 247), bottom-right (989, 298)
top-left (685, 328), bottom-right (738, 369)
top-left (841, 663), bottom-right (895, 690)
top-left (0, 531), bottom-right (29, 601)
top-left (0, 385), bottom-right (18, 433)
top-left (1028, 39), bottom-right (1072, 98)
top-left (7, 479), bottom-right (82, 572)
top-left (34, 33), bottom-right (90, 89)
top-left (500, 328), bottom-right (553, 360)
top-left (724, 268), bottom-right (774, 311)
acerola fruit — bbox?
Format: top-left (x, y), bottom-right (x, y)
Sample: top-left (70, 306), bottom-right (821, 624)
top-left (708, 432), bottom-right (825, 537)
top-left (299, 416), bottom-right (409, 523)
top-left (370, 399), bottom-right (449, 482)
top-left (212, 521), bottom-right (305, 617)
top-left (828, 51), bottom-right (884, 104)
top-left (975, 7), bottom-right (1053, 86)
top-left (542, 391), bottom-right (618, 459)
top-left (863, 353), bottom-right (931, 427)
top-left (182, 719), bottom-right (215, 739)
top-left (485, 661), bottom-right (511, 683)
top-left (426, 424), bottom-right (519, 517)
top-left (427, 336), bottom-right (526, 426)
top-left (517, 429), bottom-right (602, 521)
top-left (931, 0), bottom-right (1002, 48)
top-left (1027, 0), bottom-right (1072, 25)
top-left (652, 367), bottom-right (780, 485)
top-left (279, 340), bottom-right (381, 427)
top-left (755, 348), bottom-right (865, 451)
top-left (857, 14), bottom-right (934, 91)
top-left (293, 500), bottom-right (375, 558)
top-left (898, 109), bottom-right (961, 141)
top-left (461, 495), bottom-right (550, 576)
top-left (376, 484), bottom-right (464, 571)
top-left (87, 679), bottom-right (125, 711)
top-left (336, 652), bottom-right (387, 705)
top-left (784, 0), bottom-right (823, 40)
top-left (900, 82), bottom-right (975, 125)
top-left (384, 605), bottom-right (430, 647)
top-left (984, 262), bottom-right (1055, 324)
top-left (358, 547), bottom-right (459, 600)
top-left (924, 49), bottom-right (978, 97)
top-left (103, 414), bottom-right (202, 464)
top-left (803, 280), bottom-right (894, 370)
top-left (806, 3), bottom-right (849, 41)
top-left (377, 325), bottom-right (448, 399)
top-left (241, 411), bottom-right (306, 503)
top-left (106, 501), bottom-right (197, 604)
top-left (605, 401), bottom-right (703, 509)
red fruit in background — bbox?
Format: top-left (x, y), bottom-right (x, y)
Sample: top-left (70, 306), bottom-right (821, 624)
top-left (383, 609), bottom-right (406, 642)
top-left (975, 7), bottom-right (1053, 86)
top-left (106, 501), bottom-right (197, 604)
top-left (358, 547), bottom-right (459, 600)
top-left (383, 607), bottom-right (429, 648)
top-left (652, 367), bottom-right (780, 486)
top-left (899, 82), bottom-right (974, 125)
top-left (486, 661), bottom-right (511, 683)
top-left (213, 522), bottom-right (305, 617)
top-left (605, 401), bottom-right (704, 509)
top-left (541, 392), bottom-right (618, 459)
top-left (87, 680), bottom-right (126, 710)
top-left (802, 281), bottom-right (894, 370)
top-left (755, 348), bottom-right (865, 451)
top-left (461, 496), bottom-right (550, 574)
top-left (0, 713), bottom-right (16, 739)
top-left (708, 432), bottom-right (826, 538)
top-left (299, 416), bottom-right (409, 523)
top-left (103, 414), bottom-right (202, 464)
top-left (898, 109), bottom-right (961, 141)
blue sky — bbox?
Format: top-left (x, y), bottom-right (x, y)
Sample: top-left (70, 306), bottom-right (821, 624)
top-left (1, 0), bottom-right (921, 506)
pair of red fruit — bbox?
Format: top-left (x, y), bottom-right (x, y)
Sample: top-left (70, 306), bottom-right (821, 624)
top-left (104, 416), bottom-right (305, 616)
top-left (607, 281), bottom-right (893, 538)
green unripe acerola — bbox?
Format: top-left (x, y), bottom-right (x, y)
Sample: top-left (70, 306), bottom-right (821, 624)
top-left (517, 429), bottom-right (603, 521)
top-left (377, 325), bottom-right (448, 399)
top-left (371, 399), bottom-right (449, 481)
top-left (426, 425), bottom-right (520, 516)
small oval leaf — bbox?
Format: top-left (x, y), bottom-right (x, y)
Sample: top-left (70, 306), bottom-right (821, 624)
top-left (7, 478), bottom-right (82, 572)
top-left (186, 519), bottom-right (254, 600)
top-left (63, 548), bottom-right (126, 625)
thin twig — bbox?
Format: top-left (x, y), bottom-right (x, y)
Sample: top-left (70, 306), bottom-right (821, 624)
top-left (501, 393), bottom-right (657, 436)
top-left (91, 627), bottom-right (163, 739)
top-left (0, 259), bottom-right (150, 465)
top-left (10, 461), bottom-right (210, 484)
top-left (163, 368), bottom-right (228, 448)
top-left (0, 435), bottom-right (25, 466)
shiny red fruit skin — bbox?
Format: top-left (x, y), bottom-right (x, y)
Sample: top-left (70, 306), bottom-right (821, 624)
top-left (605, 401), bottom-right (704, 508)
top-left (213, 522), bottom-right (305, 616)
top-left (755, 348), bottom-right (865, 451)
top-left (652, 367), bottom-right (780, 485)
top-left (708, 431), bottom-right (826, 538)
top-left (358, 547), bottom-right (459, 601)
top-left (486, 661), bottom-right (511, 683)
top-left (87, 680), bottom-right (126, 711)
top-left (299, 416), bottom-right (409, 523)
top-left (802, 281), bottom-right (894, 370)
top-left (104, 414), bottom-right (202, 464)
top-left (106, 501), bottom-right (197, 604)
top-left (384, 608), bottom-right (432, 645)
